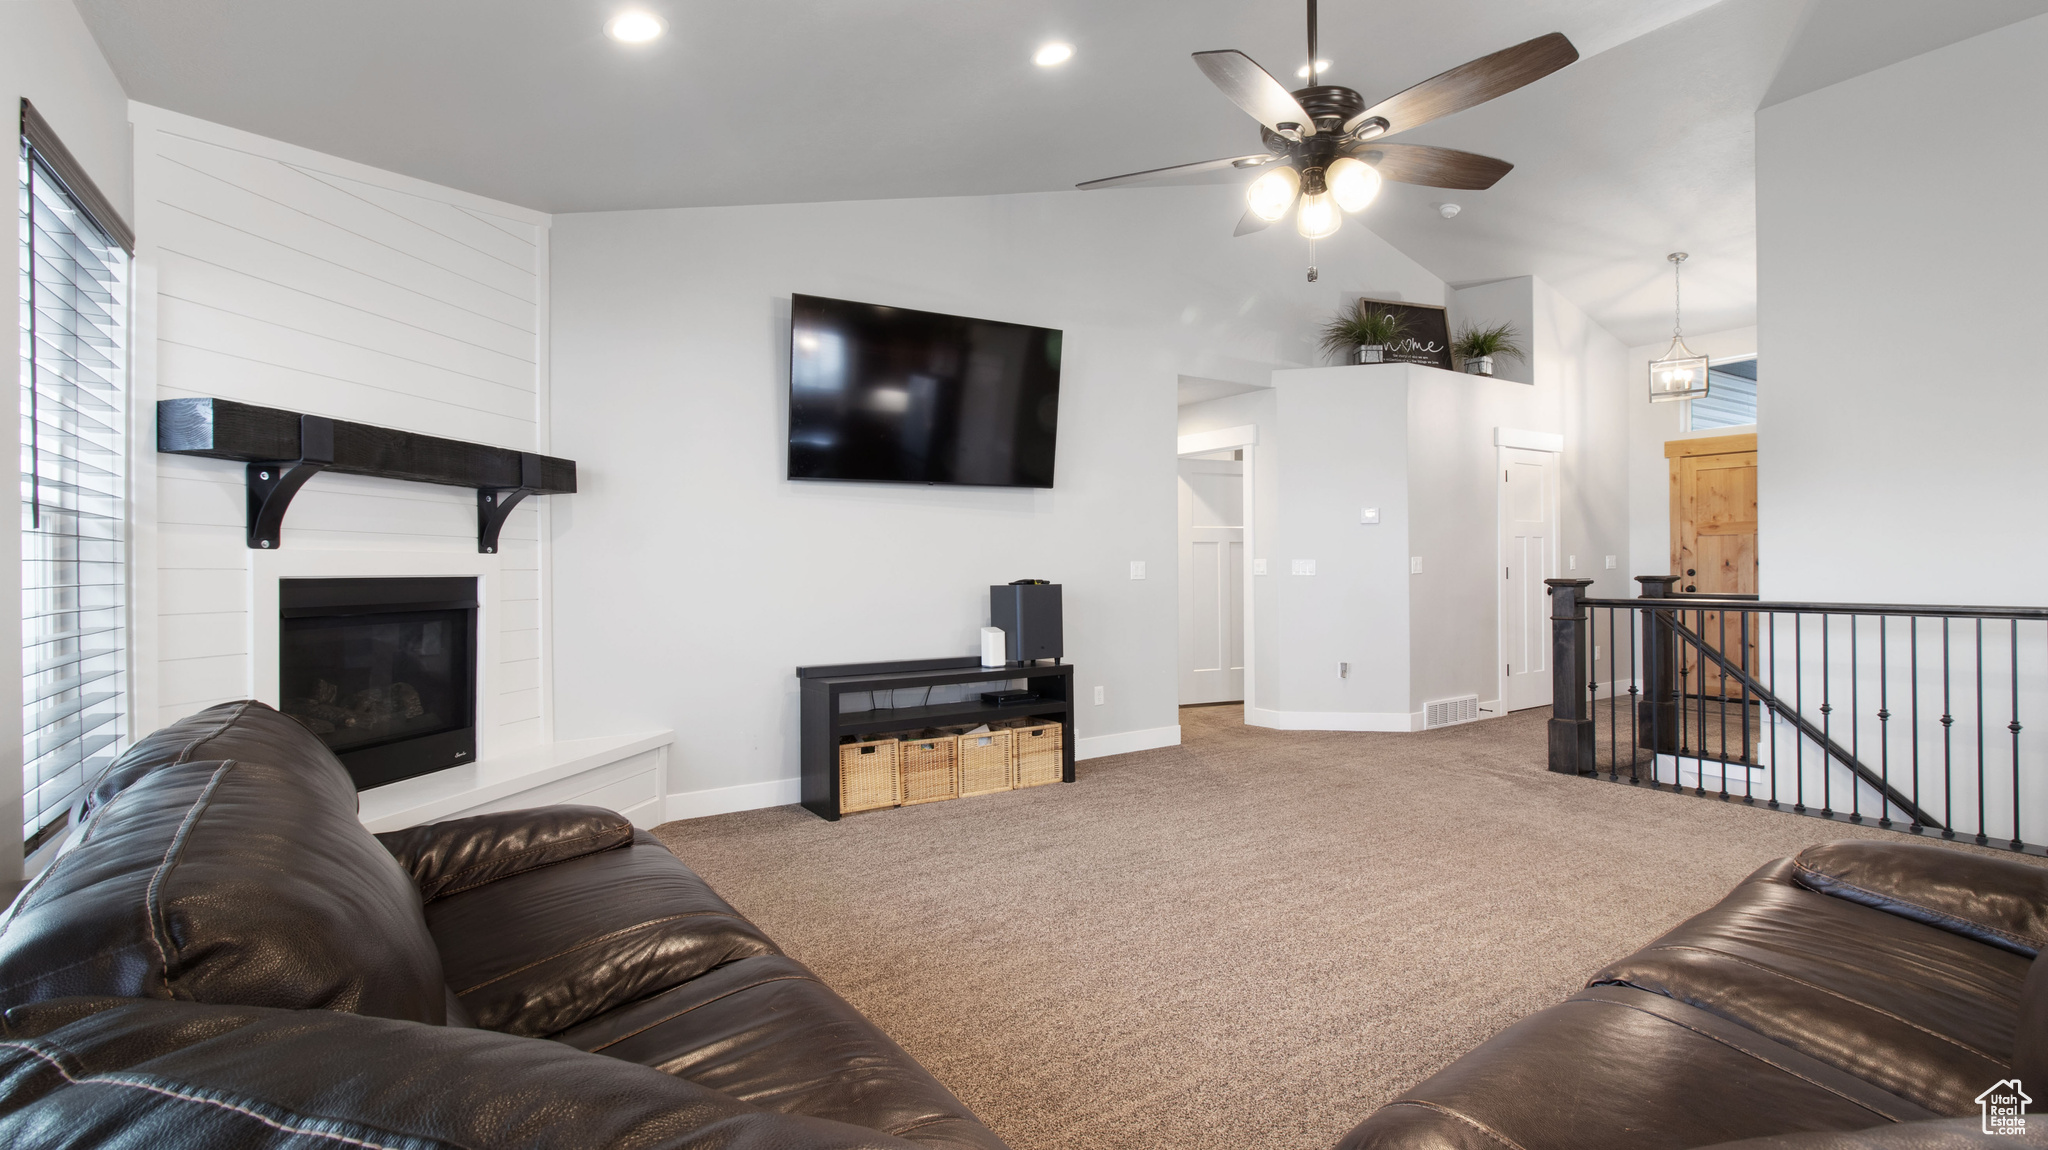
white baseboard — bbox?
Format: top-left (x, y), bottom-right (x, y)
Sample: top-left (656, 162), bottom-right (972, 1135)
top-left (664, 777), bottom-right (801, 823)
top-left (1075, 724), bottom-right (1181, 760)
top-left (1244, 707), bottom-right (1420, 732)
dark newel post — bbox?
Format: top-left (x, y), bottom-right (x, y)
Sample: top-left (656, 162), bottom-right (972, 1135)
top-left (1636, 575), bottom-right (1681, 752)
top-left (1546, 578), bottom-right (1595, 775)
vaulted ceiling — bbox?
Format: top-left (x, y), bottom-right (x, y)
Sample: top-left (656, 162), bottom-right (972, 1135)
top-left (76, 0), bottom-right (2048, 346)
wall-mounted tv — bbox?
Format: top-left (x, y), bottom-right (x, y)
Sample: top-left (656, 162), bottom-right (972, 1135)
top-left (787, 294), bottom-right (1062, 488)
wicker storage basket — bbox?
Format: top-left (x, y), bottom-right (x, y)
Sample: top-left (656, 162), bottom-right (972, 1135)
top-left (1011, 720), bottom-right (1064, 788)
top-left (838, 737), bottom-right (901, 813)
top-left (899, 734), bottom-right (959, 805)
top-left (956, 728), bottom-right (1014, 796)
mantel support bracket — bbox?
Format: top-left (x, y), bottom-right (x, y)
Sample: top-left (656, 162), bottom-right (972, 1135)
top-left (477, 453), bottom-right (543, 555)
top-left (246, 415), bottom-right (334, 550)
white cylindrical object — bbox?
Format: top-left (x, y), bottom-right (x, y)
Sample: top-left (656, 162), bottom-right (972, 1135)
top-left (981, 626), bottom-right (1006, 667)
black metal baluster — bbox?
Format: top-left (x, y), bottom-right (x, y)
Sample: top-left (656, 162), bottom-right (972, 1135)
top-left (1628, 606), bottom-right (1640, 784)
top-left (1976, 617), bottom-right (1987, 844)
top-left (2010, 619), bottom-right (2023, 851)
top-left (1820, 613), bottom-right (1834, 818)
top-left (1607, 607), bottom-right (1619, 781)
top-left (1768, 610), bottom-right (1780, 809)
top-left (1795, 613), bottom-right (1806, 813)
top-left (1910, 618), bottom-right (1922, 835)
top-left (1717, 607), bottom-right (1729, 800)
top-left (1849, 615), bottom-right (1860, 823)
top-left (1942, 617), bottom-right (1954, 839)
top-left (1696, 608), bottom-right (1708, 796)
top-left (1878, 616), bottom-right (1892, 829)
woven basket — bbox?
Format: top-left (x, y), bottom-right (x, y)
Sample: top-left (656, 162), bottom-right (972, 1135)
top-left (838, 737), bottom-right (901, 813)
top-left (1011, 721), bottom-right (1063, 788)
top-left (956, 728), bottom-right (1014, 796)
top-left (899, 734), bottom-right (959, 806)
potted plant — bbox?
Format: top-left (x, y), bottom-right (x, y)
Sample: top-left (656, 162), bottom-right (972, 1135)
top-left (1452, 321), bottom-right (1527, 376)
top-left (1320, 302), bottom-right (1412, 365)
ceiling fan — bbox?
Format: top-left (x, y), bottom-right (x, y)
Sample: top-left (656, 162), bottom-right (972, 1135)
top-left (1078, 1), bottom-right (1578, 246)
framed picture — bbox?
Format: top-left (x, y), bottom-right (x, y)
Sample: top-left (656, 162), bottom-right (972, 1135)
top-left (1354, 298), bottom-right (1452, 370)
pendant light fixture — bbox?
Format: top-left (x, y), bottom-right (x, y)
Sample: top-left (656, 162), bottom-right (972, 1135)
top-left (1648, 252), bottom-right (1709, 403)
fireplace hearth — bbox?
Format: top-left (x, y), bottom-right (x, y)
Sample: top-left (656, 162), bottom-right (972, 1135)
top-left (279, 576), bottom-right (478, 790)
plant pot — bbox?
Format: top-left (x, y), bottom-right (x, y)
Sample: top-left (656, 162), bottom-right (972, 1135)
top-left (1462, 355), bottom-right (1494, 376)
top-left (1356, 345), bottom-right (1387, 364)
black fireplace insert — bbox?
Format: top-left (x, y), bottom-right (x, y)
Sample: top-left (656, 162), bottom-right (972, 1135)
top-left (279, 576), bottom-right (477, 790)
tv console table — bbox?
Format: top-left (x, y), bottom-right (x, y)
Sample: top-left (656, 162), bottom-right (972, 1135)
top-left (797, 657), bottom-right (1075, 821)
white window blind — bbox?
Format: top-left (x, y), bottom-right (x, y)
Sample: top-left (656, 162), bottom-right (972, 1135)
top-left (18, 135), bottom-right (128, 852)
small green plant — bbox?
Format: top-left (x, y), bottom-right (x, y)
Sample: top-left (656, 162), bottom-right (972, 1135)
top-left (1319, 302), bottom-right (1412, 360)
top-left (1452, 321), bottom-right (1528, 363)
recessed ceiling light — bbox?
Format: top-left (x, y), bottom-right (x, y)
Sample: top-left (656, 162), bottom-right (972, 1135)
top-left (606, 11), bottom-right (665, 43)
top-left (1295, 59), bottom-right (1331, 79)
top-left (1034, 42), bottom-right (1074, 67)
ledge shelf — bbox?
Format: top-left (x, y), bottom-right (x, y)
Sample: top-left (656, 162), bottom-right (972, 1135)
top-left (156, 396), bottom-right (576, 553)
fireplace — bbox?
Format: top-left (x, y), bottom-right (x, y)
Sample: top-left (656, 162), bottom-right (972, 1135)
top-left (279, 576), bottom-right (478, 790)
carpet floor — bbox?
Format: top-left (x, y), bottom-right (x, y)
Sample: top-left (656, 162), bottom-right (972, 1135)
top-left (650, 704), bottom-right (2040, 1150)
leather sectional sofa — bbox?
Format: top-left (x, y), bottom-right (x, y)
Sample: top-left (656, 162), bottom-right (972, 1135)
top-left (1339, 840), bottom-right (2048, 1149)
top-left (0, 700), bottom-right (1006, 1149)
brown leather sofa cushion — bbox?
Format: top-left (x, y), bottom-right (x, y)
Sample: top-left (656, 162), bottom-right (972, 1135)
top-left (0, 996), bottom-right (929, 1149)
top-left (1791, 840), bottom-right (2048, 957)
top-left (2013, 953), bottom-right (2048, 1089)
top-left (430, 831), bottom-right (779, 1036)
top-left (1691, 1118), bottom-right (2047, 1148)
top-left (1591, 859), bottom-right (2027, 1114)
top-left (378, 804), bottom-right (636, 902)
top-left (0, 754), bottom-right (447, 1024)
top-left (83, 700), bottom-right (342, 816)
top-left (554, 954), bottom-right (1008, 1150)
top-left (1337, 985), bottom-right (1934, 1150)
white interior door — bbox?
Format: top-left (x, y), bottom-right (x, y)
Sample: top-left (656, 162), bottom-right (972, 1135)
top-left (1500, 446), bottom-right (1558, 712)
top-left (1178, 458), bottom-right (1244, 705)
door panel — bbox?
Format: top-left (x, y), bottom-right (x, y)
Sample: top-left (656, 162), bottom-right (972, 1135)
top-left (1501, 447), bottom-right (1557, 712)
top-left (1179, 459), bottom-right (1245, 705)
top-left (1669, 435), bottom-right (1758, 698)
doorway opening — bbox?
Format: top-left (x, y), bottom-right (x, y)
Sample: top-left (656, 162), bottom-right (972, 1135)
top-left (1176, 425), bottom-right (1257, 716)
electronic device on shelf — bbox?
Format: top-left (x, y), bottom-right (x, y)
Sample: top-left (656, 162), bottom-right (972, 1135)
top-left (991, 582), bottom-right (1062, 662)
top-left (981, 689), bottom-right (1038, 705)
top-left (786, 294), bottom-right (1063, 489)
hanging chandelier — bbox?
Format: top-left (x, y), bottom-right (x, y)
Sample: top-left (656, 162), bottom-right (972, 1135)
top-left (1648, 252), bottom-right (1709, 402)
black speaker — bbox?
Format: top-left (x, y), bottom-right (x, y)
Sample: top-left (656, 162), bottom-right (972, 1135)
top-left (990, 582), bottom-right (1062, 662)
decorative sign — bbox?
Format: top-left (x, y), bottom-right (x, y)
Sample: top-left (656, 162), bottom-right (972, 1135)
top-left (1356, 298), bottom-right (1452, 370)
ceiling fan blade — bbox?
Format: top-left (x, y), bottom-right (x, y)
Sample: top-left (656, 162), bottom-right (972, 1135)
top-left (1351, 143), bottom-right (1513, 190)
top-left (1076, 154), bottom-right (1277, 191)
top-left (1193, 50), bottom-right (1317, 138)
top-left (1344, 32), bottom-right (1577, 138)
top-left (1233, 208), bottom-right (1274, 237)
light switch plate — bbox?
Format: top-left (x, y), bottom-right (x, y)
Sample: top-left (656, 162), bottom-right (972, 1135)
top-left (1360, 507), bottom-right (1380, 525)
top-left (1093, 686), bottom-right (1105, 705)
top-left (1129, 561), bottom-right (1146, 580)
top-left (1253, 559), bottom-right (1268, 576)
top-left (1569, 555), bottom-right (1577, 571)
top-left (1410, 556), bottom-right (1423, 574)
top-left (1291, 559), bottom-right (1315, 576)
top-left (1605, 555), bottom-right (1617, 570)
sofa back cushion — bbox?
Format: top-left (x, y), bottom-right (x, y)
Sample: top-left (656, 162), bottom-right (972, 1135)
top-left (0, 730), bottom-right (446, 1023)
top-left (84, 699), bottom-right (343, 816)
top-left (1791, 840), bottom-right (2048, 956)
top-left (2016, 955), bottom-right (2048, 1088)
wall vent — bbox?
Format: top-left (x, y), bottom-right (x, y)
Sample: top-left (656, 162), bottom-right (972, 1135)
top-left (1424, 695), bottom-right (1482, 730)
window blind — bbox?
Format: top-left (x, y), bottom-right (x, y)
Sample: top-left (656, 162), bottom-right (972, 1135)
top-left (19, 125), bottom-right (128, 852)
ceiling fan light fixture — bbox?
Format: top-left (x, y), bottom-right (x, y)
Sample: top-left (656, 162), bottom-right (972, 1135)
top-left (1295, 59), bottom-right (1331, 79)
top-left (1034, 42), bottom-right (1074, 67)
top-left (1295, 190), bottom-right (1341, 239)
top-left (1326, 156), bottom-right (1380, 212)
top-left (605, 11), bottom-right (665, 42)
top-left (1246, 166), bottom-right (1301, 222)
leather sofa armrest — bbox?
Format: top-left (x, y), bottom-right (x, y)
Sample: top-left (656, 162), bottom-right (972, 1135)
top-left (376, 805), bottom-right (634, 903)
top-left (1791, 840), bottom-right (2048, 956)
top-left (1689, 1116), bottom-right (2020, 1147)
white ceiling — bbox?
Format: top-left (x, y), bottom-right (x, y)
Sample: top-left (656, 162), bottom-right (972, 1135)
top-left (75, 0), bottom-right (2048, 347)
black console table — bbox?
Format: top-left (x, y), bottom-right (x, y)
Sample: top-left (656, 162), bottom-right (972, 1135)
top-left (797, 657), bottom-right (1075, 821)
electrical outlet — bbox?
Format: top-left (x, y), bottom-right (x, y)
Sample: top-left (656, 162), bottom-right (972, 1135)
top-left (1595, 646), bottom-right (1602, 660)
top-left (1605, 555), bottom-right (1617, 570)
top-left (1129, 561), bottom-right (1146, 580)
top-left (1253, 558), bottom-right (1267, 576)
top-left (1410, 556), bottom-right (1423, 574)
top-left (1093, 685), bottom-right (1105, 705)
top-left (1569, 555), bottom-right (1577, 571)
top-left (1291, 559), bottom-right (1316, 576)
top-left (1360, 507), bottom-right (1380, 525)
top-left (1338, 662), bottom-right (1350, 678)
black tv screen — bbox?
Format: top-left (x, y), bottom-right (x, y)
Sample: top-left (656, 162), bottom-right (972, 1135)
top-left (787, 294), bottom-right (1061, 487)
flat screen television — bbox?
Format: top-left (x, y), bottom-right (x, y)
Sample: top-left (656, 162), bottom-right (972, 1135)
top-left (787, 294), bottom-right (1062, 488)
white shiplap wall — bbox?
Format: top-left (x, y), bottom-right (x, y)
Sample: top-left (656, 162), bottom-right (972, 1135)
top-left (130, 104), bottom-right (552, 751)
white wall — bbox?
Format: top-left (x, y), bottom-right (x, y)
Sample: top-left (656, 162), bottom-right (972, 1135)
top-left (1757, 14), bottom-right (2048, 605)
top-left (2, 1), bottom-right (133, 885)
top-left (1625, 325), bottom-right (1757, 583)
top-left (548, 186), bottom-right (1446, 800)
top-left (130, 106), bottom-right (555, 753)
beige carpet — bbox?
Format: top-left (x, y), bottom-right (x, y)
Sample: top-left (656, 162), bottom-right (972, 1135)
top-left (651, 704), bottom-right (2040, 1150)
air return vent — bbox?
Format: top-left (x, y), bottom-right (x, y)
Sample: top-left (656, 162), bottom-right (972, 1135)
top-left (1424, 695), bottom-right (1481, 729)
